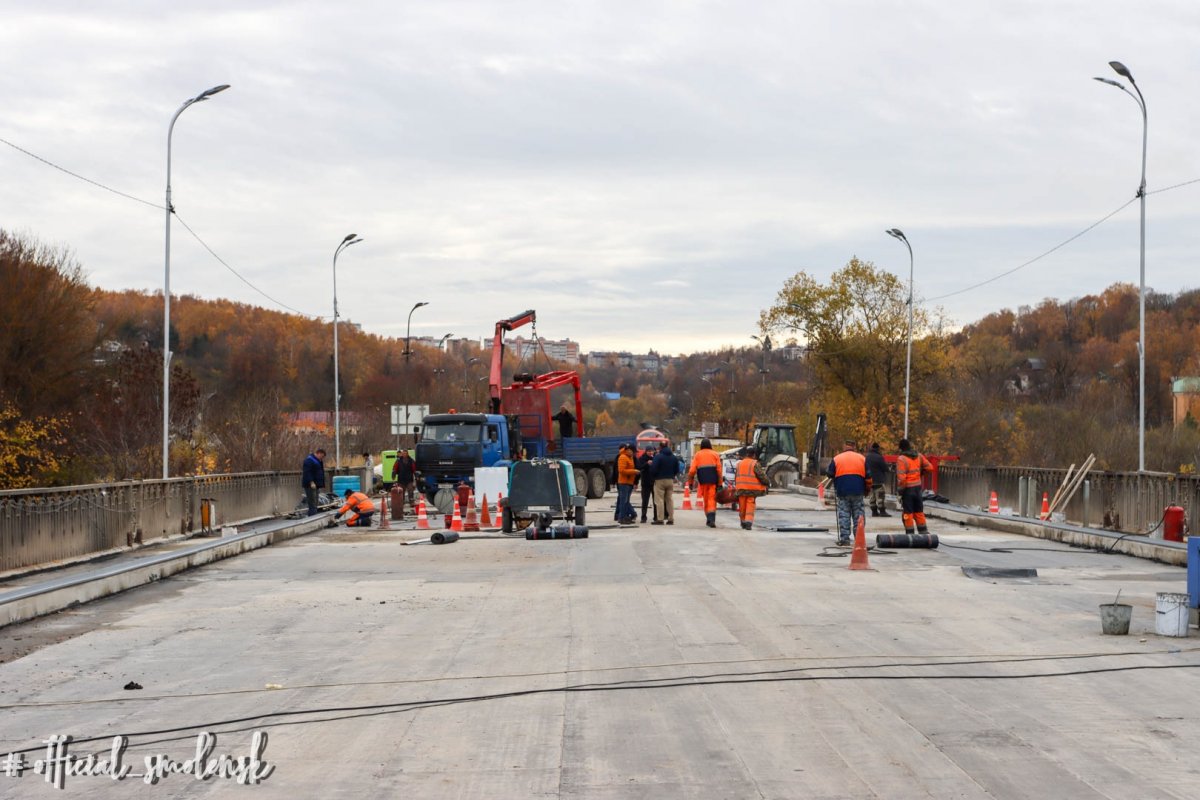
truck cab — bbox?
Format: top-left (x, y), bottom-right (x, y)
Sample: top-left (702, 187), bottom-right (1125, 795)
top-left (416, 413), bottom-right (515, 509)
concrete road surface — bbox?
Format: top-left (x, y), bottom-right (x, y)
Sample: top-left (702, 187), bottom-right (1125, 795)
top-left (0, 492), bottom-right (1197, 798)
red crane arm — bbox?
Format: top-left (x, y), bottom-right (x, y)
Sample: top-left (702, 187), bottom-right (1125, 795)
top-left (488, 310), bottom-right (536, 413)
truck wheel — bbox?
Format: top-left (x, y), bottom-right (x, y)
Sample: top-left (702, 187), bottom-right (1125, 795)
top-left (573, 467), bottom-right (588, 496)
top-left (586, 467), bottom-right (607, 500)
top-left (502, 506), bottom-right (513, 533)
top-left (767, 462), bottom-right (800, 488)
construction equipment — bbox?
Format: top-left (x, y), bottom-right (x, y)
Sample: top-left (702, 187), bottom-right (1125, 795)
top-left (416, 309), bottom-right (629, 511)
top-left (720, 422), bottom-right (804, 488)
top-left (499, 458), bottom-right (586, 533)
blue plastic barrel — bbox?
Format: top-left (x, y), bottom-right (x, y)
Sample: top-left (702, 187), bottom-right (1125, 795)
top-left (332, 475), bottom-right (361, 496)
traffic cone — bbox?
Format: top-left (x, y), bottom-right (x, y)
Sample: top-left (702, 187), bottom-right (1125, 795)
top-left (463, 491), bottom-right (481, 532)
top-left (480, 494), bottom-right (493, 528)
top-left (849, 515), bottom-right (871, 571)
top-left (415, 496), bottom-right (430, 530)
top-left (988, 491), bottom-right (999, 514)
top-left (379, 493), bottom-right (391, 530)
top-left (451, 496), bottom-right (464, 532)
top-left (682, 484), bottom-right (694, 510)
top-left (817, 482), bottom-right (826, 504)
top-left (1039, 492), bottom-right (1050, 520)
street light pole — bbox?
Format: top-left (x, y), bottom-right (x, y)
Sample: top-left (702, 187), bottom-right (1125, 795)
top-left (332, 233), bottom-right (362, 472)
top-left (162, 83), bottom-right (229, 480)
top-left (1095, 61), bottom-right (1148, 472)
top-left (886, 228), bottom-right (914, 440)
top-left (403, 301), bottom-right (430, 439)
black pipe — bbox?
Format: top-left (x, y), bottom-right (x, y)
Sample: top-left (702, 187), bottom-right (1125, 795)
top-left (431, 531), bottom-right (460, 545)
top-left (875, 533), bottom-right (938, 549)
top-left (525, 524), bottom-right (589, 540)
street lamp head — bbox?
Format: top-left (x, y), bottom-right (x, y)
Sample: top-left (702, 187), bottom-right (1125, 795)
top-left (342, 233), bottom-right (358, 243)
top-left (886, 228), bottom-right (906, 241)
top-left (416, 301), bottom-right (429, 309)
top-left (1093, 77), bottom-right (1124, 88)
top-left (196, 84), bottom-right (231, 101)
top-left (1109, 61), bottom-right (1134, 81)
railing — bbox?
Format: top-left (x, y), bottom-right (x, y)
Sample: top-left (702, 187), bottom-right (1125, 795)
top-left (937, 465), bottom-right (1200, 535)
top-left (0, 472), bottom-right (303, 573)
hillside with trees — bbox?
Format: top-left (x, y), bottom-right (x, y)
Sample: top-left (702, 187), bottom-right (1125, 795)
top-left (2, 228), bottom-right (1198, 488)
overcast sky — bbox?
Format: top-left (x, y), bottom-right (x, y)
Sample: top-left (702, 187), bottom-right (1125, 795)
top-left (2, 1), bottom-right (1197, 354)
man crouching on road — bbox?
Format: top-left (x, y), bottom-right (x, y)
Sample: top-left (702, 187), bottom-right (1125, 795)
top-left (335, 489), bottom-right (376, 527)
top-left (826, 440), bottom-right (871, 546)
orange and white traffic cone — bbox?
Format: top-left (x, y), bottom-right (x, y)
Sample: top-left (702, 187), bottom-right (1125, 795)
top-left (849, 515), bottom-right (871, 571)
top-left (415, 496), bottom-right (430, 530)
top-left (682, 484), bottom-right (694, 510)
top-left (1039, 492), bottom-right (1050, 520)
top-left (463, 491), bottom-right (481, 532)
top-left (817, 482), bottom-right (826, 505)
top-left (480, 493), bottom-right (493, 528)
top-left (379, 493), bottom-right (391, 530)
top-left (451, 497), bottom-right (464, 532)
top-left (988, 491), bottom-right (999, 514)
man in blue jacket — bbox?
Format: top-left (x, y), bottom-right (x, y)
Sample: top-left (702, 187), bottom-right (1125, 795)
top-left (826, 440), bottom-right (872, 546)
top-left (302, 448), bottom-right (326, 516)
top-left (649, 443), bottom-right (681, 525)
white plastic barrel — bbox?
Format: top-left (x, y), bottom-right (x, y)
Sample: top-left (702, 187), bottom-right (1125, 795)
top-left (1155, 592), bottom-right (1190, 637)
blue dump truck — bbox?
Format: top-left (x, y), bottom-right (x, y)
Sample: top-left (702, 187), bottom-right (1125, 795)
top-left (415, 411), bottom-right (627, 513)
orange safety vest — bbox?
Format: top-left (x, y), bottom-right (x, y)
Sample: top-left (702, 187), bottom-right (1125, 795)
top-left (735, 458), bottom-right (766, 494)
top-left (339, 491), bottom-right (376, 514)
top-left (895, 453), bottom-right (932, 489)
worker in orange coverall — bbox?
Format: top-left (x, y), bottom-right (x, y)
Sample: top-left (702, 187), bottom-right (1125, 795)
top-left (687, 438), bottom-right (724, 528)
top-left (335, 489), bottom-right (376, 527)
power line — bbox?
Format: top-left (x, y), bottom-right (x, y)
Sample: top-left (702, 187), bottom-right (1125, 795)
top-left (0, 135), bottom-right (162, 209)
top-left (2, 134), bottom-right (324, 320)
top-left (925, 197), bottom-right (1137, 302)
top-left (924, 176), bottom-right (1198, 303)
top-left (172, 214), bottom-right (323, 319)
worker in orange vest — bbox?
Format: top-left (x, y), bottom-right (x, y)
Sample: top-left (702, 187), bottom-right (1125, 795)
top-left (734, 447), bottom-right (768, 530)
top-left (896, 438), bottom-right (933, 535)
top-left (687, 438), bottom-right (725, 528)
top-left (335, 489), bottom-right (376, 527)
top-left (826, 440), bottom-right (872, 546)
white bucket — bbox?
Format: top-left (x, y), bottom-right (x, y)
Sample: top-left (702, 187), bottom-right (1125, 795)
top-left (1155, 592), bottom-right (1190, 637)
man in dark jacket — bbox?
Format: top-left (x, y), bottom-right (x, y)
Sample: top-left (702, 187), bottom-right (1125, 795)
top-left (302, 449), bottom-right (326, 516)
top-left (552, 404), bottom-right (576, 440)
top-left (865, 442), bottom-right (891, 517)
top-left (636, 444), bottom-right (657, 523)
top-left (649, 443), bottom-right (680, 525)
top-left (391, 450), bottom-right (417, 516)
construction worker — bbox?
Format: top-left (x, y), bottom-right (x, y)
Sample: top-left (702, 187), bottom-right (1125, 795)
top-left (734, 447), bottom-right (768, 530)
top-left (615, 443), bottom-right (639, 525)
top-left (687, 438), bottom-right (724, 528)
top-left (335, 488), bottom-right (376, 527)
top-left (826, 440), bottom-right (872, 546)
top-left (865, 442), bottom-right (891, 517)
top-left (301, 448), bottom-right (326, 516)
top-left (896, 438), bottom-right (933, 535)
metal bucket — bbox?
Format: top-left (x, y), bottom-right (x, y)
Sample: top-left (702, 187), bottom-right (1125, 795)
top-left (1155, 592), bottom-right (1190, 637)
top-left (1099, 603), bottom-right (1132, 635)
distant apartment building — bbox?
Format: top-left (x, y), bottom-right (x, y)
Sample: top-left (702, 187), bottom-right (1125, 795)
top-left (584, 351), bottom-right (666, 372)
top-left (509, 336), bottom-right (580, 364)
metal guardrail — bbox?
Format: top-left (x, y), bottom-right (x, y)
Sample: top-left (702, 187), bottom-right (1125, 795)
top-left (937, 465), bottom-right (1200, 535)
top-left (0, 472), bottom-right (304, 572)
